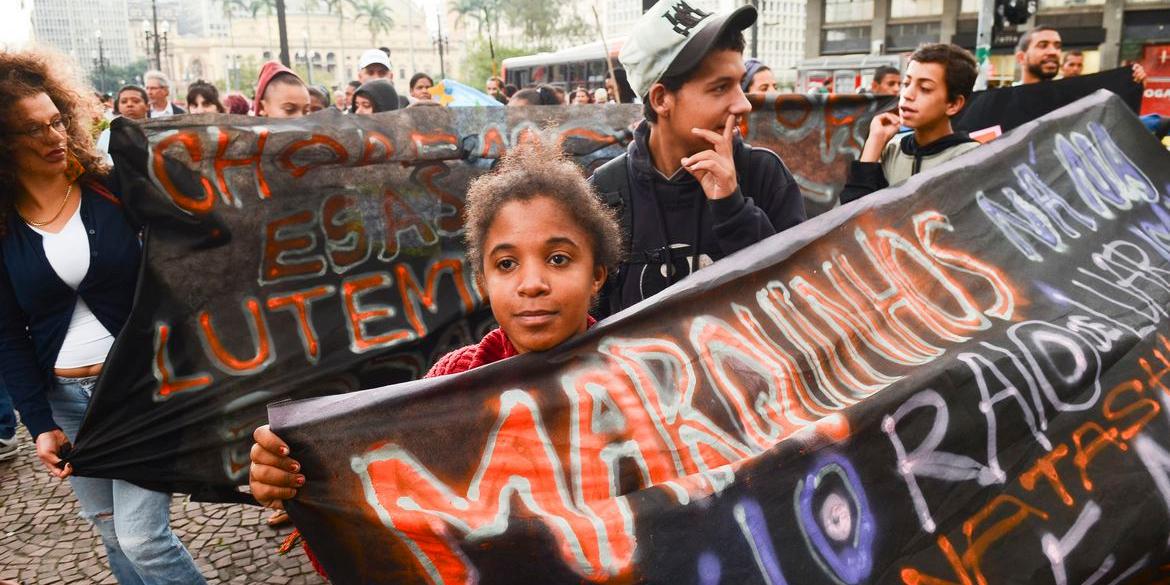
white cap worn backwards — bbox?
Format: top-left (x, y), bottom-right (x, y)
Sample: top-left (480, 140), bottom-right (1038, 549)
top-left (619, 0), bottom-right (757, 98)
top-left (357, 48), bottom-right (392, 70)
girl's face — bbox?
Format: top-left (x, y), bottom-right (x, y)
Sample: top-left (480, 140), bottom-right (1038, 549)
top-left (118, 90), bottom-right (148, 120)
top-left (572, 90), bottom-right (590, 105)
top-left (748, 69), bottom-right (778, 94)
top-left (187, 94), bottom-right (219, 114)
top-left (354, 95), bottom-right (375, 115)
top-left (481, 196), bottom-right (606, 354)
top-left (258, 83), bottom-right (310, 118)
top-left (411, 78), bottom-right (433, 101)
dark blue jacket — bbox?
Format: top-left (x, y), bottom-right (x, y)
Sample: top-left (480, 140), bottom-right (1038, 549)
top-left (0, 179), bottom-right (141, 437)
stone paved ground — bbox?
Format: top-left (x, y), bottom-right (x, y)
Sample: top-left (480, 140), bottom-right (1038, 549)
top-left (0, 425), bottom-right (328, 584)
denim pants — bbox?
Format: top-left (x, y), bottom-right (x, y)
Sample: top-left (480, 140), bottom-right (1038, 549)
top-left (47, 375), bottom-right (207, 585)
top-left (0, 383), bottom-right (14, 440)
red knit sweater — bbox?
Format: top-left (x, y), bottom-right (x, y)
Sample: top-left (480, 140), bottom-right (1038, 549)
top-left (297, 318), bottom-right (594, 577)
top-left (425, 327), bottom-right (520, 378)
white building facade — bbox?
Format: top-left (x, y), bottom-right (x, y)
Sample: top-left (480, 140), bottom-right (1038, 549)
top-left (30, 0), bottom-right (136, 71)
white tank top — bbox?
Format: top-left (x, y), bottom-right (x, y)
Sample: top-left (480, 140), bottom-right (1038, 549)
top-left (28, 205), bottom-right (115, 368)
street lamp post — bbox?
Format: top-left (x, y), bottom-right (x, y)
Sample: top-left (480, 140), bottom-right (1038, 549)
top-left (302, 33), bottom-right (315, 85)
top-left (146, 0), bottom-right (161, 70)
top-left (434, 12), bottom-right (448, 79)
top-left (227, 54), bottom-right (238, 92)
top-left (144, 18), bottom-right (170, 76)
top-left (93, 30), bottom-right (107, 93)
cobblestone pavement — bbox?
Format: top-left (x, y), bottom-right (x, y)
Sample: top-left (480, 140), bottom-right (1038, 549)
top-left (0, 425), bottom-right (328, 584)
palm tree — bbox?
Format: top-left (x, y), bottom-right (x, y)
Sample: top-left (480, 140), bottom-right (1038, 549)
top-left (450, 0), bottom-right (486, 36)
top-left (353, 0), bottom-right (394, 48)
top-left (450, 0), bottom-right (500, 38)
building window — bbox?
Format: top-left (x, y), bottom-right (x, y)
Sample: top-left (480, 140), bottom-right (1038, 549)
top-left (891, 0), bottom-right (943, 18)
top-left (1040, 0), bottom-right (1105, 7)
top-left (960, 0), bottom-right (978, 13)
top-left (822, 25), bottom-right (872, 53)
top-left (887, 21), bottom-right (942, 50)
top-left (824, 0), bottom-right (874, 23)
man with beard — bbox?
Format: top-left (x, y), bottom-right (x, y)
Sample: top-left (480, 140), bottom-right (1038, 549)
top-left (1016, 26), bottom-right (1146, 84)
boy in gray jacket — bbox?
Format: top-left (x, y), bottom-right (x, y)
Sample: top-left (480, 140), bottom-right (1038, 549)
top-left (841, 43), bottom-right (981, 204)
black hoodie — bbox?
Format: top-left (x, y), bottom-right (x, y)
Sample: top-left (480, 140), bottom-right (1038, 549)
top-left (351, 79), bottom-right (401, 113)
top-left (590, 120), bottom-right (806, 315)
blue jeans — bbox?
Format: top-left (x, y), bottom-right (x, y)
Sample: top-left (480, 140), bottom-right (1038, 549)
top-left (0, 382), bottom-right (14, 439)
top-left (47, 375), bottom-right (207, 585)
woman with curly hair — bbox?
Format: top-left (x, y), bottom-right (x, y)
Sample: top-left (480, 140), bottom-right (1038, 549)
top-left (0, 50), bottom-right (207, 584)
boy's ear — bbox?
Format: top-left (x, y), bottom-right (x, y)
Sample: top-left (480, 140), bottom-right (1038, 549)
top-left (945, 94), bottom-right (966, 117)
top-left (648, 83), bottom-right (672, 120)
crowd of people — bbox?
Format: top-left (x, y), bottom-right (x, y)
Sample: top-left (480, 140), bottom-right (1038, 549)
top-left (0, 0), bottom-right (1156, 581)
top-left (82, 46), bottom-right (644, 130)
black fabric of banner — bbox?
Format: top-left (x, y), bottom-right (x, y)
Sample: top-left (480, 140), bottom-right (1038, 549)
top-left (270, 92), bottom-right (1170, 584)
top-left (69, 95), bottom-right (893, 499)
top-left (953, 67), bottom-right (1142, 133)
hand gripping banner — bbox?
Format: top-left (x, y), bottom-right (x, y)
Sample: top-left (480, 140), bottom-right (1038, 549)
top-left (269, 92), bottom-right (1170, 584)
top-left (69, 94), bottom-right (892, 497)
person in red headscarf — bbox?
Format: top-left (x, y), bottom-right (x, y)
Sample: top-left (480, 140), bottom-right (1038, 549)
top-left (253, 61), bottom-right (310, 118)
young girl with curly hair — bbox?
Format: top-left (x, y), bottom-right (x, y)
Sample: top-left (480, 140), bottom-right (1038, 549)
top-left (247, 140), bottom-right (624, 577)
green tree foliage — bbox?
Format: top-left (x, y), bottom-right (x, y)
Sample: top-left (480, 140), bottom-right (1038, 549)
top-left (458, 40), bottom-right (546, 88)
top-left (90, 59), bottom-right (152, 94)
top-left (449, 0), bottom-right (502, 37)
top-left (500, 0), bottom-right (560, 44)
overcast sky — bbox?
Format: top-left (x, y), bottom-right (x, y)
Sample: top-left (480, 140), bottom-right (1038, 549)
top-left (0, 0), bottom-right (32, 49)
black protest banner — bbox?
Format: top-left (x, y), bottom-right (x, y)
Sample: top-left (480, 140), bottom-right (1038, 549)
top-left (953, 67), bottom-right (1142, 134)
top-left (70, 95), bottom-right (891, 496)
top-left (269, 92), bottom-right (1170, 584)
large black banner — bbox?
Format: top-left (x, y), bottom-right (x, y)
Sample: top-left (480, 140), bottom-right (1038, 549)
top-left (270, 92), bottom-right (1170, 584)
top-left (954, 67), bottom-right (1142, 134)
top-left (71, 94), bottom-right (892, 497)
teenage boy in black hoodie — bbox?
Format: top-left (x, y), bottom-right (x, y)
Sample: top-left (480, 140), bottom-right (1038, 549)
top-left (590, 0), bottom-right (805, 317)
top-left (840, 43), bottom-right (981, 204)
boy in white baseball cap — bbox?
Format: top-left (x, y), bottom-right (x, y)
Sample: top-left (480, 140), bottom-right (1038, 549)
top-left (589, 0), bottom-right (805, 317)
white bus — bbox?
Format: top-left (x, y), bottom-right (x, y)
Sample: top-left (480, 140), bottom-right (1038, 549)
top-left (796, 54), bottom-right (906, 94)
top-left (501, 37), bottom-right (627, 92)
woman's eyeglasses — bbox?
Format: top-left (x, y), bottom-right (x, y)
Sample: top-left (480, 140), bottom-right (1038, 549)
top-left (10, 116), bottom-right (69, 140)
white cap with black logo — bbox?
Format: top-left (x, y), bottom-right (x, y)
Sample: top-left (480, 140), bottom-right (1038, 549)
top-left (619, 0), bottom-right (757, 98)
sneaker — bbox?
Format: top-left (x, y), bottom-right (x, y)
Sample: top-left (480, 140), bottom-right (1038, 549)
top-left (0, 434), bottom-right (17, 462)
